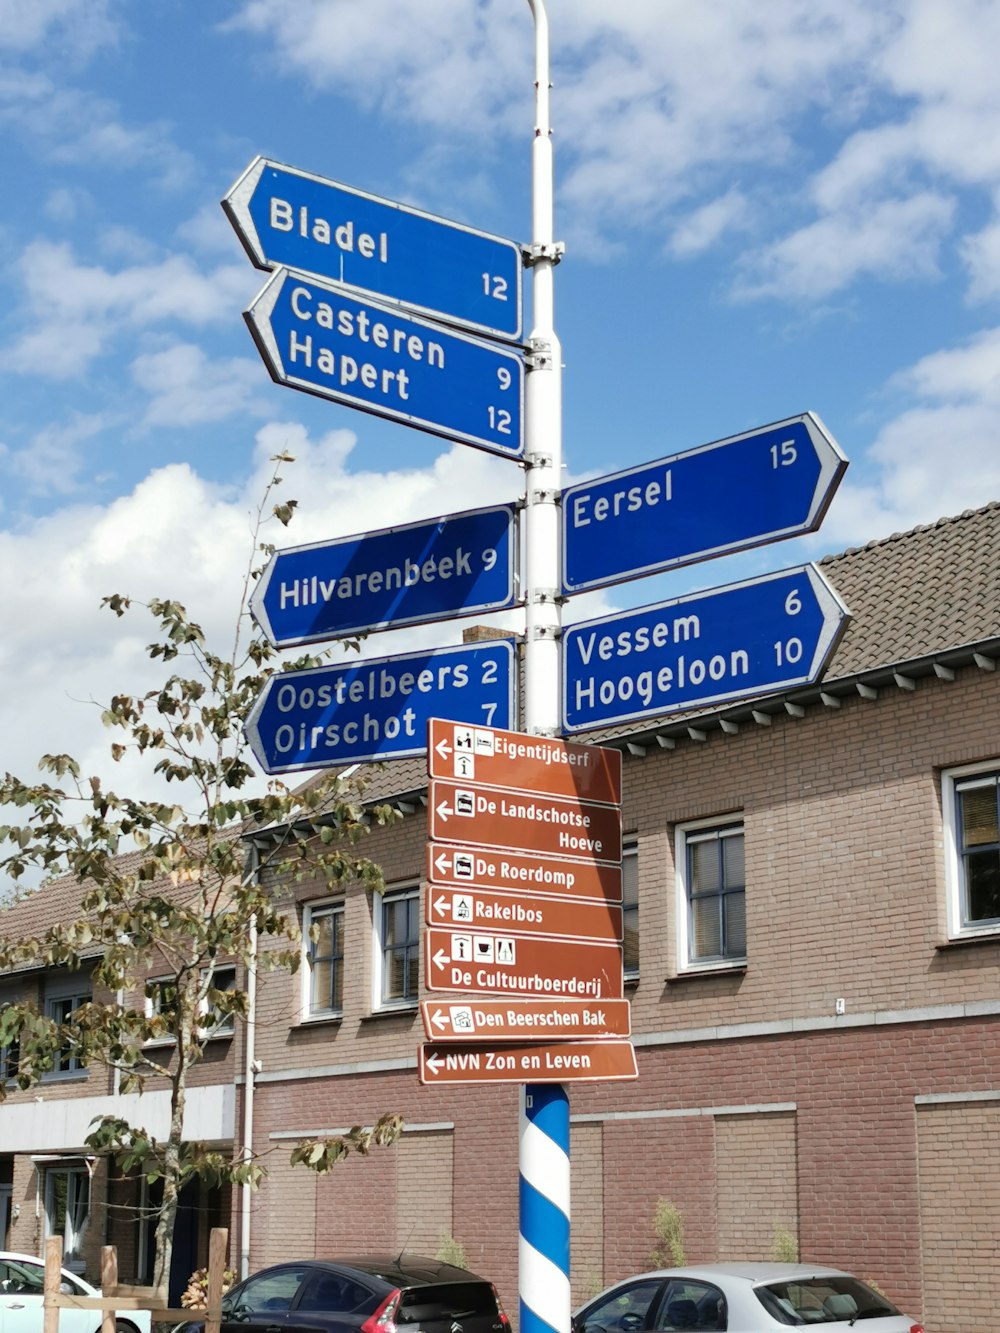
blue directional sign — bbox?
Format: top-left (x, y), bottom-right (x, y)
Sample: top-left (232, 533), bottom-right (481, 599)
top-left (563, 564), bottom-right (848, 734)
top-left (561, 413), bottom-right (847, 595)
top-left (251, 504), bottom-right (518, 648)
top-left (224, 156), bottom-right (523, 341)
top-left (245, 268), bottom-right (524, 458)
top-left (246, 640), bottom-right (516, 774)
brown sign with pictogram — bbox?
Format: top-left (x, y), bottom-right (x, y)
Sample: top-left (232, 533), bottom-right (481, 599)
top-left (424, 925), bottom-right (623, 1000)
top-left (427, 841), bottom-right (622, 905)
top-left (424, 883), bottom-right (622, 943)
top-left (421, 997), bottom-right (632, 1042)
top-left (428, 718), bottom-right (621, 805)
top-left (429, 778), bottom-right (622, 862)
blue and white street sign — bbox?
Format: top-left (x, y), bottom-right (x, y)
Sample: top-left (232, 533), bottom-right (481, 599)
top-left (224, 156), bottom-right (523, 342)
top-left (251, 503), bottom-right (518, 648)
top-left (563, 564), bottom-right (848, 734)
top-left (561, 413), bottom-right (847, 595)
top-left (245, 268), bottom-right (524, 459)
top-left (246, 639), bottom-right (516, 774)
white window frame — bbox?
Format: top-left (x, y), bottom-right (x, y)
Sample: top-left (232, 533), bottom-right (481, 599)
top-left (143, 966), bottom-right (238, 1044)
top-left (675, 815), bottom-right (746, 973)
top-left (43, 1163), bottom-right (90, 1273)
top-left (143, 975), bottom-right (179, 1046)
top-left (942, 759), bottom-right (1000, 940)
top-left (372, 884), bottom-right (420, 1012)
top-left (301, 899), bottom-right (345, 1021)
top-left (42, 977), bottom-right (91, 1079)
top-left (201, 964), bottom-right (237, 1039)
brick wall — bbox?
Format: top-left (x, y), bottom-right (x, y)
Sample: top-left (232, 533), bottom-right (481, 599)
top-left (715, 1111), bottom-right (797, 1261)
top-left (917, 1100), bottom-right (1000, 1333)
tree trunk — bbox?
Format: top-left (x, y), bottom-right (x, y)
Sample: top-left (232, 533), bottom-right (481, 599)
top-left (151, 998), bottom-right (193, 1294)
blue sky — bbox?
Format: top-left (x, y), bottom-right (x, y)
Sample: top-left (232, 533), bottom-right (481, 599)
top-left (3, 0), bottom-right (1000, 796)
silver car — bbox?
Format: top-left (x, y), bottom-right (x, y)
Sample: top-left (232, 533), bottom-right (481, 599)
top-left (573, 1263), bottom-right (923, 1331)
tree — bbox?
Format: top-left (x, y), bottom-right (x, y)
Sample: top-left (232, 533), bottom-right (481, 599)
top-left (0, 455), bottom-right (403, 1292)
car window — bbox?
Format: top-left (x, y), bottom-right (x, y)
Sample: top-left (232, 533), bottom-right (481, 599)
top-left (230, 1267), bottom-right (313, 1315)
top-left (755, 1277), bottom-right (900, 1325)
top-left (296, 1271), bottom-right (372, 1314)
top-left (0, 1260), bottom-right (45, 1295)
top-left (655, 1281), bottom-right (726, 1330)
top-left (579, 1280), bottom-right (666, 1333)
top-left (396, 1281), bottom-right (500, 1323)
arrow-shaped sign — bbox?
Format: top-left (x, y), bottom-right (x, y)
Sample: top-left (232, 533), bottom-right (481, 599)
top-left (224, 156), bottom-right (523, 341)
top-left (563, 563), bottom-right (849, 734)
top-left (561, 412), bottom-right (847, 595)
top-left (245, 268), bottom-right (524, 459)
top-left (251, 504), bottom-right (517, 648)
top-left (245, 639), bottom-right (514, 774)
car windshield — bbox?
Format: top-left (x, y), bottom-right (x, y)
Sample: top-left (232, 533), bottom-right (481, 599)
top-left (754, 1277), bottom-right (900, 1325)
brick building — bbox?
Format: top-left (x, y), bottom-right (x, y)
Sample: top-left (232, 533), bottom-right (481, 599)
top-left (3, 501), bottom-right (1000, 1333)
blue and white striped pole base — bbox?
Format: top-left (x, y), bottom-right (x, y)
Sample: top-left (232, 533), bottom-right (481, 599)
top-left (519, 1082), bottom-right (570, 1333)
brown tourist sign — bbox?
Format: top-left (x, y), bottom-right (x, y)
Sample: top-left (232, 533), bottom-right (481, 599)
top-left (418, 1038), bottom-right (638, 1085)
top-left (426, 840), bottom-right (622, 905)
top-left (424, 925), bottom-right (623, 1000)
top-left (428, 778), bottom-right (622, 862)
top-left (421, 996), bottom-right (632, 1042)
top-left (424, 883), bottom-right (622, 943)
top-left (427, 718), bottom-right (621, 805)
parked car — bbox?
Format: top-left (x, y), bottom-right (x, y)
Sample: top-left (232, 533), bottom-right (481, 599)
top-left (0, 1251), bottom-right (152, 1333)
top-left (181, 1256), bottom-right (508, 1333)
top-left (572, 1263), bottom-right (924, 1331)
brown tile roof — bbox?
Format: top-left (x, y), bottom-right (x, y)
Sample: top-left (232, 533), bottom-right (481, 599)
top-left (816, 501), bottom-right (1000, 673)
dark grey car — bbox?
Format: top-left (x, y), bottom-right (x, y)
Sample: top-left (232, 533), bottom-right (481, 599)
top-left (209, 1256), bottom-right (508, 1333)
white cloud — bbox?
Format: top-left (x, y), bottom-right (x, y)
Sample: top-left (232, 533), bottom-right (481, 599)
top-left (0, 0), bottom-right (119, 57)
top-left (668, 190), bottom-right (748, 258)
top-left (961, 207), bottom-right (1000, 303)
top-left (0, 422), bottom-right (528, 806)
top-left (130, 344), bottom-right (272, 428)
top-left (6, 241), bottom-right (257, 379)
top-left (2, 413), bottom-right (114, 497)
top-left (820, 326), bottom-right (1000, 546)
top-left (736, 192), bottom-right (955, 301)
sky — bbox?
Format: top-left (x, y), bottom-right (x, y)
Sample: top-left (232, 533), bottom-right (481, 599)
top-left (3, 0), bottom-right (1000, 811)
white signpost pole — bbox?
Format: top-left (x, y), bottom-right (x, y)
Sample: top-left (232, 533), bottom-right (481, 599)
top-left (520, 5), bottom-right (571, 1333)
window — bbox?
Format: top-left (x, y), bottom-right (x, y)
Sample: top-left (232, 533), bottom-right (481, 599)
top-left (377, 886), bottom-right (419, 1007)
top-left (202, 965), bottom-right (237, 1037)
top-left (144, 967), bottom-right (237, 1041)
top-left (578, 1279), bottom-right (666, 1333)
top-left (44, 1165), bottom-right (90, 1272)
top-left (44, 984), bottom-right (90, 1076)
top-left (227, 1265), bottom-right (313, 1316)
top-left (0, 1039), bottom-right (18, 1082)
top-left (676, 820), bottom-right (746, 969)
top-left (944, 763), bottom-right (1000, 936)
top-left (622, 842), bottom-right (639, 979)
top-left (304, 901), bottom-right (345, 1018)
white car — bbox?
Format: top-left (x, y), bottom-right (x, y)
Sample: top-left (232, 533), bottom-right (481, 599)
top-left (573, 1263), bottom-right (924, 1331)
top-left (0, 1252), bottom-right (151, 1333)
